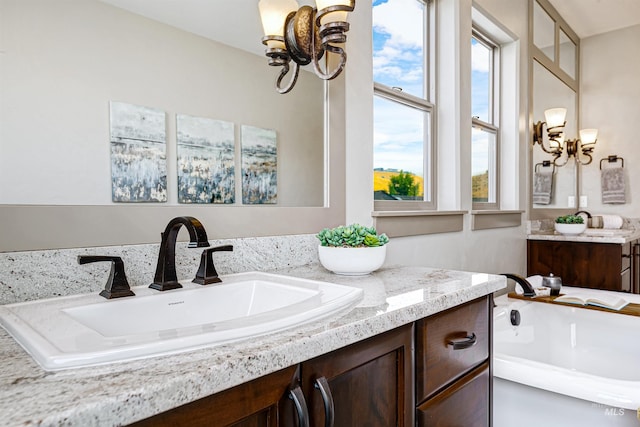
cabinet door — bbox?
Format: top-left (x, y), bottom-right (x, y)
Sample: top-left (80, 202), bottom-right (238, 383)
top-left (129, 365), bottom-right (299, 427)
top-left (300, 324), bottom-right (414, 427)
top-left (416, 363), bottom-right (490, 427)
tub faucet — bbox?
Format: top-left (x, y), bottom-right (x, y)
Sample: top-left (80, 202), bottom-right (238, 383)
top-left (501, 273), bottom-right (536, 297)
top-left (150, 216), bottom-right (210, 291)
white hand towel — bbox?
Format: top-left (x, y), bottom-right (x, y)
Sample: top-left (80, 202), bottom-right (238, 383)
top-left (601, 167), bottom-right (626, 204)
top-left (601, 214), bottom-right (623, 229)
top-left (532, 171), bottom-right (553, 205)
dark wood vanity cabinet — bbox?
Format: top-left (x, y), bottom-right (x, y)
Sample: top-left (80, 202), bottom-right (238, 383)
top-left (130, 365), bottom-right (299, 427)
top-left (302, 323), bottom-right (414, 427)
top-left (130, 297), bottom-right (492, 427)
top-left (527, 239), bottom-right (640, 293)
top-left (415, 296), bottom-right (491, 427)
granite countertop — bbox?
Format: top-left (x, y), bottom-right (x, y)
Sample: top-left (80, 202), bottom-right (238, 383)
top-left (527, 228), bottom-right (640, 244)
top-left (0, 265), bottom-right (505, 427)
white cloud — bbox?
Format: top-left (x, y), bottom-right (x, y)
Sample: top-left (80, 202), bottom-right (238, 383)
top-left (471, 42), bottom-right (490, 73)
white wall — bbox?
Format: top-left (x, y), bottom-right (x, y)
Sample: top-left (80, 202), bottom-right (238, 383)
top-left (580, 24), bottom-right (640, 215)
top-left (344, 0), bottom-right (529, 276)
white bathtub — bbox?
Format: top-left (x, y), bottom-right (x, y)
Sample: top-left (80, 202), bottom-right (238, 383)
top-left (493, 287), bottom-right (640, 427)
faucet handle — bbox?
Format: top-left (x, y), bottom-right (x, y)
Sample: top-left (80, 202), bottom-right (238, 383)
top-left (78, 256), bottom-right (135, 299)
top-left (192, 245), bottom-right (234, 285)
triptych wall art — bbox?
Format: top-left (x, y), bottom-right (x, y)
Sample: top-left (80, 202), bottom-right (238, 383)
top-left (109, 102), bottom-right (167, 203)
top-left (109, 102), bottom-right (277, 204)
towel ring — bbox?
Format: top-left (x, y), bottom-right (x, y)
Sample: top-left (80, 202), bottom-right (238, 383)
top-left (535, 160), bottom-right (555, 174)
top-left (600, 155), bottom-right (624, 170)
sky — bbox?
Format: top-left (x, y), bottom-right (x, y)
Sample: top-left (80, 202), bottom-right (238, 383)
top-left (372, 0), bottom-right (492, 178)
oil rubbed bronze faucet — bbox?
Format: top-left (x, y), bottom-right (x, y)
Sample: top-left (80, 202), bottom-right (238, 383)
top-left (150, 216), bottom-right (210, 291)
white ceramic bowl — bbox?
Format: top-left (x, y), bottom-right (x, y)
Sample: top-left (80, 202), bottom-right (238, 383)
top-left (318, 245), bottom-right (386, 276)
top-left (554, 223), bottom-right (587, 235)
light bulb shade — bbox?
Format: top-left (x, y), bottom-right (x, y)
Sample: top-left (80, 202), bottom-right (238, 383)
top-left (259, 0), bottom-right (298, 48)
top-left (315, 0), bottom-right (352, 25)
top-left (579, 128), bottom-right (598, 144)
top-left (544, 108), bottom-right (567, 129)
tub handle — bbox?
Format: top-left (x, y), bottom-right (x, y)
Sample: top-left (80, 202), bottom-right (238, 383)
top-left (447, 333), bottom-right (477, 350)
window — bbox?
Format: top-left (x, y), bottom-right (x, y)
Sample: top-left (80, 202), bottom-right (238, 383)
top-left (372, 0), bottom-right (434, 209)
top-left (471, 29), bottom-right (499, 209)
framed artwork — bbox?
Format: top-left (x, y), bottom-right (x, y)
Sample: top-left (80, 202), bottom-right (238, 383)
top-left (109, 102), bottom-right (167, 202)
top-left (241, 125), bottom-right (277, 204)
top-left (176, 114), bottom-right (235, 204)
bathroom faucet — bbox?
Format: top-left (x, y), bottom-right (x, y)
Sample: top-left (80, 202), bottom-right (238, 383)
top-left (150, 216), bottom-right (210, 291)
top-left (501, 273), bottom-right (536, 297)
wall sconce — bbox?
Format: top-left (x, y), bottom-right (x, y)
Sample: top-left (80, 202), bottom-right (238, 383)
top-left (533, 107), bottom-right (598, 166)
top-left (258, 0), bottom-right (355, 94)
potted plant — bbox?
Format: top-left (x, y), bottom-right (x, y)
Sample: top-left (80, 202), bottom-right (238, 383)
top-left (316, 224), bottom-right (389, 275)
top-left (554, 214), bottom-right (586, 235)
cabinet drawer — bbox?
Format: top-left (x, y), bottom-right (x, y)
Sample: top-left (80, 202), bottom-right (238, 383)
top-left (415, 296), bottom-right (489, 402)
top-left (416, 363), bottom-right (490, 427)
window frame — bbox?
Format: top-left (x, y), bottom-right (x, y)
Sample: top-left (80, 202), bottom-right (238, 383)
top-left (471, 27), bottom-right (501, 210)
top-left (372, 0), bottom-right (436, 212)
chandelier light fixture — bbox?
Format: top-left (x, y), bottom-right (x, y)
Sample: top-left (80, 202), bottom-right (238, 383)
top-left (258, 0), bottom-right (355, 94)
top-left (533, 107), bottom-right (598, 166)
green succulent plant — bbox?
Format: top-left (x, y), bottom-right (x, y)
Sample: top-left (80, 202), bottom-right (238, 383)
top-left (316, 224), bottom-right (389, 248)
top-left (555, 214), bottom-right (584, 224)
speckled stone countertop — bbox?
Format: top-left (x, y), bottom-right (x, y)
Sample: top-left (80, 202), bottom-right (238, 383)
top-left (0, 264), bottom-right (504, 427)
top-left (527, 229), bottom-right (640, 244)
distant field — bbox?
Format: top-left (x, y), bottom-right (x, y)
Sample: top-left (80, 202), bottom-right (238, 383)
top-left (374, 170), bottom-right (424, 194)
top-left (374, 170), bottom-right (488, 199)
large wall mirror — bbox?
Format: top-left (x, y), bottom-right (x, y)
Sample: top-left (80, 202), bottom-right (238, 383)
top-left (529, 0), bottom-right (579, 217)
top-left (0, 0), bottom-right (346, 251)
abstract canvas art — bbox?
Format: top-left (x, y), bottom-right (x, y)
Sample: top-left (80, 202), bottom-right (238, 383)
top-left (176, 114), bottom-right (235, 204)
top-left (241, 125), bottom-right (277, 204)
top-left (109, 102), bottom-right (167, 202)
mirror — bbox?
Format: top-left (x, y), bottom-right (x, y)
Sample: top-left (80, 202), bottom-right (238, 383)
top-left (533, 0), bottom-right (555, 61)
top-left (1, 0), bottom-right (323, 207)
top-left (0, 0), bottom-right (346, 251)
top-left (531, 60), bottom-right (578, 209)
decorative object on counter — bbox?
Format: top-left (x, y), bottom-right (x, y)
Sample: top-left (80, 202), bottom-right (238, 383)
top-left (541, 273), bottom-right (562, 296)
top-left (258, 0), bottom-right (355, 94)
top-left (177, 115), bottom-right (235, 204)
top-left (532, 161), bottom-right (554, 205)
top-left (532, 107), bottom-right (598, 166)
top-left (110, 101), bottom-right (167, 202)
top-left (316, 224), bottom-right (389, 275)
top-left (241, 125), bottom-right (277, 204)
top-left (554, 214), bottom-right (586, 235)
top-left (600, 155), bottom-right (626, 204)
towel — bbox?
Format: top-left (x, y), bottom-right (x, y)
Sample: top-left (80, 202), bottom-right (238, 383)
top-left (601, 167), bottom-right (626, 204)
top-left (532, 171), bottom-right (553, 205)
top-left (601, 214), bottom-right (623, 229)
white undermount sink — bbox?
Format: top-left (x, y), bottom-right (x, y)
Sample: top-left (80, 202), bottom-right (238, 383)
top-left (581, 228), bottom-right (633, 237)
top-left (0, 272), bottom-right (363, 371)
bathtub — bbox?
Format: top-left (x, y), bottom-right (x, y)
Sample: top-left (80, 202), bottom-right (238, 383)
top-left (493, 287), bottom-right (640, 427)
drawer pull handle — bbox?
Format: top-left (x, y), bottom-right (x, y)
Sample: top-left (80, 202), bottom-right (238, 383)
top-left (289, 385), bottom-right (310, 427)
top-left (314, 376), bottom-right (335, 427)
top-left (447, 333), bottom-right (477, 350)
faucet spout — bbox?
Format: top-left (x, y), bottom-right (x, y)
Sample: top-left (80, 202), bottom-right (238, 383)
top-left (150, 216), bottom-right (210, 291)
top-left (501, 273), bottom-right (537, 297)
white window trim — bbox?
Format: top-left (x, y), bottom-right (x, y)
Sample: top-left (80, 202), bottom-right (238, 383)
top-left (471, 28), bottom-right (501, 211)
top-left (373, 0), bottom-right (437, 213)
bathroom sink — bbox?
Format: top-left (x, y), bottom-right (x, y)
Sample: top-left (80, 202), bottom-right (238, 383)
top-left (581, 228), bottom-right (633, 237)
top-left (0, 272), bottom-right (363, 371)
